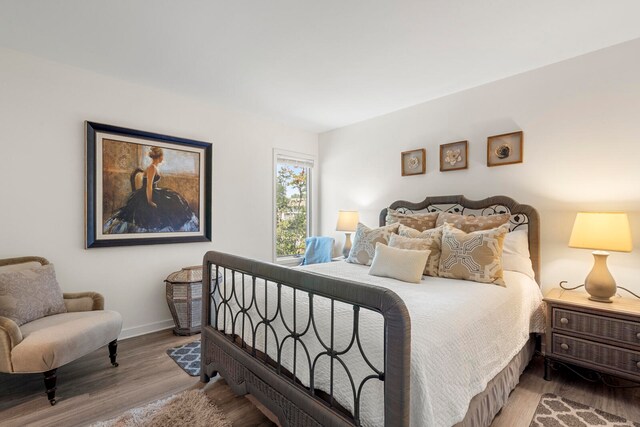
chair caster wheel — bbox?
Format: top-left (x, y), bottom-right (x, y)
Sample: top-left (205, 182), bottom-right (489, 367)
top-left (112, 362), bottom-right (119, 367)
top-left (49, 399), bottom-right (56, 406)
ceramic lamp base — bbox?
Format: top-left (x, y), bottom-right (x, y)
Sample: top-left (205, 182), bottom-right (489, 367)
top-left (584, 251), bottom-right (616, 303)
top-left (342, 233), bottom-right (352, 259)
top-left (588, 295), bottom-right (614, 303)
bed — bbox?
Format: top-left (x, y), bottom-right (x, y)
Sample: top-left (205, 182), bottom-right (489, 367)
top-left (201, 195), bottom-right (544, 427)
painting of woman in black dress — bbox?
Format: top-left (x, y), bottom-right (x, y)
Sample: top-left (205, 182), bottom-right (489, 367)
top-left (86, 121), bottom-right (211, 248)
top-left (103, 146), bottom-right (200, 234)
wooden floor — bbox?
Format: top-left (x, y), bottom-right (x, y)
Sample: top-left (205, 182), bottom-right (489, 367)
top-left (0, 330), bottom-right (274, 427)
top-left (492, 355), bottom-right (640, 426)
top-left (1, 330), bottom-right (638, 427)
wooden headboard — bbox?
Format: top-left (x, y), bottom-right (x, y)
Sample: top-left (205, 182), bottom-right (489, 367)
top-left (379, 195), bottom-right (540, 284)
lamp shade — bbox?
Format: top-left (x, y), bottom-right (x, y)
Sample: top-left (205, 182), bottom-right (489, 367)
top-left (569, 212), bottom-right (632, 252)
top-left (336, 210), bottom-right (359, 232)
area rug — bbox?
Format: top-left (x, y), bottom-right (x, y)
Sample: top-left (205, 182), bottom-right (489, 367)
top-left (92, 390), bottom-right (231, 427)
top-left (530, 393), bottom-right (639, 427)
top-left (166, 340), bottom-right (200, 376)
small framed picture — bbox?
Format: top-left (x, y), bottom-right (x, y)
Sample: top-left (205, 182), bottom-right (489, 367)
top-left (439, 140), bottom-right (468, 172)
top-left (487, 131), bottom-right (523, 167)
top-left (401, 148), bottom-right (426, 176)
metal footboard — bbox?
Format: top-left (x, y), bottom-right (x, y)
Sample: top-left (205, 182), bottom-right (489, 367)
top-left (201, 251), bottom-right (411, 427)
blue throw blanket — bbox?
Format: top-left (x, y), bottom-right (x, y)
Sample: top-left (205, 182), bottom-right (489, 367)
top-left (301, 236), bottom-right (334, 265)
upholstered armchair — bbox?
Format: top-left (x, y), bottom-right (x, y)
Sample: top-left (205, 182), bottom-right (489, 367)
top-left (0, 256), bottom-right (122, 405)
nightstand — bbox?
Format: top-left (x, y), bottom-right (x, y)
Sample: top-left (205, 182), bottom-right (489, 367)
top-left (543, 288), bottom-right (640, 383)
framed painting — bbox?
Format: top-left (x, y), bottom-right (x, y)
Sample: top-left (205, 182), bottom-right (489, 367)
top-left (401, 148), bottom-right (426, 176)
top-left (439, 140), bottom-right (468, 172)
top-left (487, 131), bottom-right (523, 167)
top-left (85, 121), bottom-right (212, 248)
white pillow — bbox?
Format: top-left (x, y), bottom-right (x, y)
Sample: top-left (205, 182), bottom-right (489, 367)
top-left (368, 243), bottom-right (431, 284)
top-left (501, 229), bottom-right (535, 279)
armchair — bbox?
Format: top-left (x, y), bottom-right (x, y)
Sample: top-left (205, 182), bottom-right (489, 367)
top-left (0, 256), bottom-right (122, 405)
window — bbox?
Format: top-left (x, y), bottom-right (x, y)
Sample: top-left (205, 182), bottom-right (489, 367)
top-left (273, 150), bottom-right (314, 262)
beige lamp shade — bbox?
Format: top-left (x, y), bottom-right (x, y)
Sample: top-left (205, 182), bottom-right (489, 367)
top-left (336, 210), bottom-right (359, 232)
top-left (569, 212), bottom-right (632, 252)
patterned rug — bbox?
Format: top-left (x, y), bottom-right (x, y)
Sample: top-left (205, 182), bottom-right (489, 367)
top-left (530, 393), bottom-right (639, 427)
top-left (166, 340), bottom-right (200, 376)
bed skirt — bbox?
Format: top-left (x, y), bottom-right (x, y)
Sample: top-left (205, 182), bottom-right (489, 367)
top-left (455, 336), bottom-right (536, 427)
top-left (205, 332), bottom-right (536, 426)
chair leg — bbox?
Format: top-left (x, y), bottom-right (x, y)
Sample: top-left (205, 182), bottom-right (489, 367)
top-left (108, 339), bottom-right (119, 367)
top-left (43, 369), bottom-right (57, 406)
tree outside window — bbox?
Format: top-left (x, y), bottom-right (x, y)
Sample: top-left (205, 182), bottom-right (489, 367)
top-left (275, 164), bottom-right (308, 258)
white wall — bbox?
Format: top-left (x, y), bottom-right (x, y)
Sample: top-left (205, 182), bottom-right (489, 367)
top-left (320, 39), bottom-right (640, 296)
top-left (0, 48), bottom-right (318, 338)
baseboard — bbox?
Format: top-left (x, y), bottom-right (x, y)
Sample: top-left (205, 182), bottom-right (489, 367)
top-left (119, 319), bottom-right (175, 340)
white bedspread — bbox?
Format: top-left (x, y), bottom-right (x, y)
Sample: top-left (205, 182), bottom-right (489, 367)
top-left (216, 261), bottom-right (544, 427)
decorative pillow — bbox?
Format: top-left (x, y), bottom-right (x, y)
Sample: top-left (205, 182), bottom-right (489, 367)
top-left (369, 243), bottom-right (431, 284)
top-left (503, 228), bottom-right (530, 258)
top-left (502, 229), bottom-right (535, 279)
top-left (438, 223), bottom-right (509, 286)
top-left (435, 212), bottom-right (511, 233)
top-left (395, 225), bottom-right (444, 276)
top-left (346, 222), bottom-right (400, 266)
top-left (0, 261), bottom-right (44, 273)
top-left (0, 264), bottom-right (67, 326)
top-left (385, 208), bottom-right (439, 232)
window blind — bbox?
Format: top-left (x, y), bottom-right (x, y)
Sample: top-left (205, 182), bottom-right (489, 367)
top-left (276, 155), bottom-right (314, 169)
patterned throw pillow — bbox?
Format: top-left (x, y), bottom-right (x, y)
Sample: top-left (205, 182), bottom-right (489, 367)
top-left (385, 208), bottom-right (439, 232)
top-left (395, 225), bottom-right (444, 276)
top-left (0, 264), bottom-right (67, 326)
top-left (435, 212), bottom-right (510, 233)
top-left (438, 223), bottom-right (509, 286)
top-left (346, 222), bottom-right (400, 266)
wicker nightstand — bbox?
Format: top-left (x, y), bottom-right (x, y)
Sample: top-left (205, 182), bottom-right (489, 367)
top-left (543, 288), bottom-right (640, 383)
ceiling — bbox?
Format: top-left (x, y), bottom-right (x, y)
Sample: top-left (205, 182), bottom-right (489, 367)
top-left (1, 1), bottom-right (639, 133)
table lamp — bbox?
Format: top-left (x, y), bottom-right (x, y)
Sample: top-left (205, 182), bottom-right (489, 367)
top-left (568, 212), bottom-right (632, 303)
top-left (336, 210), bottom-right (359, 258)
